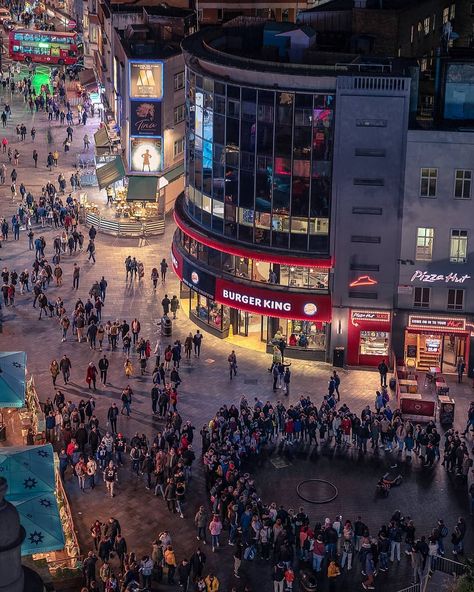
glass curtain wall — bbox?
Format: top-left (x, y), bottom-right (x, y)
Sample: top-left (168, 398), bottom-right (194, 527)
top-left (185, 71), bottom-right (334, 254)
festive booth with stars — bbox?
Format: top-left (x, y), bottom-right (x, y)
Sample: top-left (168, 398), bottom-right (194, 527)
top-left (0, 445), bottom-right (81, 578)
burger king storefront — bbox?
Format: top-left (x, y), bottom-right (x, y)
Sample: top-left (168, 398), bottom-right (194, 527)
top-left (171, 242), bottom-right (332, 361)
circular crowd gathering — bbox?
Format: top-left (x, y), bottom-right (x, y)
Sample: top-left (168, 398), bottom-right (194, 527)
top-left (0, 48), bottom-right (473, 592)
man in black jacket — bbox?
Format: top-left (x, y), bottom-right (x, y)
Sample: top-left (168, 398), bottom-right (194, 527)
top-left (98, 354), bottom-right (109, 385)
top-left (107, 402), bottom-right (119, 434)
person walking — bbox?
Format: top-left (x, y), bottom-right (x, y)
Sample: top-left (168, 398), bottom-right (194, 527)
top-left (86, 362), bottom-right (98, 391)
top-left (72, 263), bottom-right (80, 290)
top-left (103, 460), bottom-right (118, 498)
top-left (170, 295), bottom-right (180, 319)
top-left (59, 355), bottom-right (72, 384)
top-left (160, 258), bottom-right (168, 282)
top-left (228, 351), bottom-right (237, 380)
top-left (99, 355), bottom-right (109, 385)
top-left (193, 330), bottom-right (203, 357)
top-left (107, 403), bottom-right (119, 434)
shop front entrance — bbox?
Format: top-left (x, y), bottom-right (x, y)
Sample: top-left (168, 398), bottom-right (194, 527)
top-left (404, 315), bottom-right (469, 373)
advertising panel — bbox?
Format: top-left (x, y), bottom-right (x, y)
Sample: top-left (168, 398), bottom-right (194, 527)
top-left (129, 61), bottom-right (163, 100)
top-left (182, 260), bottom-right (216, 299)
top-left (215, 278), bottom-right (331, 321)
top-left (129, 137), bottom-right (162, 173)
top-left (408, 315), bottom-right (466, 331)
top-left (171, 242), bottom-right (183, 280)
top-left (130, 100), bottom-right (162, 137)
top-left (351, 310), bottom-right (391, 323)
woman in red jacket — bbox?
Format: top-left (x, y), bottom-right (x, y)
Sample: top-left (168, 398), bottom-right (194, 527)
top-left (86, 362), bottom-right (98, 390)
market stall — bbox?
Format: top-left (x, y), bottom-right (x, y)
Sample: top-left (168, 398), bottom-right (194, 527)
top-left (1, 445), bottom-right (81, 580)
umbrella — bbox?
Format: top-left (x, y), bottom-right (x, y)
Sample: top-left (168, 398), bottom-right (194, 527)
top-left (0, 351), bottom-right (26, 408)
top-left (0, 445), bottom-right (56, 499)
top-left (12, 492), bottom-right (65, 555)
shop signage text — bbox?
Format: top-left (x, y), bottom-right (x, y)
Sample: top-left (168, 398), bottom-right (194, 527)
top-left (222, 289), bottom-right (292, 312)
top-left (351, 310), bottom-right (391, 323)
top-left (215, 278), bottom-right (332, 322)
top-left (410, 270), bottom-right (471, 284)
top-left (408, 315), bottom-right (466, 331)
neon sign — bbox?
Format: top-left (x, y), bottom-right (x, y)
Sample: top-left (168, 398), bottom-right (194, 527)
top-left (349, 275), bottom-right (378, 287)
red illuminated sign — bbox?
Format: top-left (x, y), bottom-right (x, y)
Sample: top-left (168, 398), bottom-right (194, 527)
top-left (215, 278), bottom-right (332, 321)
top-left (351, 310), bottom-right (391, 324)
top-left (349, 275), bottom-right (378, 287)
top-left (408, 315), bottom-right (466, 331)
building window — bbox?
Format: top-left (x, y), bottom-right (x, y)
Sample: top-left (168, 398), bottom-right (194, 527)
top-left (454, 170), bottom-right (471, 199)
top-left (423, 17), bottom-right (430, 35)
top-left (174, 137), bottom-right (184, 157)
top-left (450, 229), bottom-right (468, 263)
top-left (443, 7), bottom-right (449, 23)
top-left (416, 227), bottom-right (434, 260)
top-left (414, 287), bottom-right (430, 308)
top-left (353, 178), bottom-right (384, 186)
top-left (432, 13), bottom-right (436, 31)
top-left (420, 168), bottom-right (437, 197)
top-left (174, 104), bottom-right (185, 124)
top-left (447, 289), bottom-right (464, 310)
top-left (410, 24), bottom-right (414, 43)
top-left (351, 235), bottom-right (381, 244)
top-left (174, 71), bottom-right (185, 91)
top-left (449, 3), bottom-right (455, 19)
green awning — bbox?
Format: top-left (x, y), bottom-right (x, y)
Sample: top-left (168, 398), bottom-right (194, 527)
top-left (94, 127), bottom-right (110, 148)
top-left (127, 176), bottom-right (158, 201)
top-left (164, 163), bottom-right (184, 183)
top-left (96, 156), bottom-right (125, 190)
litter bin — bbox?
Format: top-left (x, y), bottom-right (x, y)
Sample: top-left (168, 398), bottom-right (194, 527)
top-left (161, 315), bottom-right (172, 338)
top-left (333, 347), bottom-right (344, 368)
top-left (299, 570), bottom-right (318, 592)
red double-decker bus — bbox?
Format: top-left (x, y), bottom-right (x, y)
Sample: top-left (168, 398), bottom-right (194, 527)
top-left (9, 29), bottom-right (79, 65)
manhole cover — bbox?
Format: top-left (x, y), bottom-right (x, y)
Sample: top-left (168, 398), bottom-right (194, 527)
top-left (296, 479), bottom-right (338, 504)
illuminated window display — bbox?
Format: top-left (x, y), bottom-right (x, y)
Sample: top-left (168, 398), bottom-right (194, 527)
top-left (359, 331), bottom-right (390, 356)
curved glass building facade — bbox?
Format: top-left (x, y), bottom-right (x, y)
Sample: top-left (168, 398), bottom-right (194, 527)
top-left (185, 75), bottom-right (334, 252)
top-left (174, 26), bottom-right (336, 359)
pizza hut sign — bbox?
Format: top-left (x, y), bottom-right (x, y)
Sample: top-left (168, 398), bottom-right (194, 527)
top-left (410, 270), bottom-right (471, 284)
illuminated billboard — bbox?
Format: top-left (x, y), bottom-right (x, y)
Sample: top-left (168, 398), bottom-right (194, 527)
top-left (129, 61), bottom-right (163, 100)
top-left (130, 100), bottom-right (162, 137)
top-left (130, 137), bottom-right (162, 173)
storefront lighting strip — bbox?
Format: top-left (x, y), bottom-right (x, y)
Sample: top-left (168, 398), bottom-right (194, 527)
top-left (173, 210), bottom-right (333, 269)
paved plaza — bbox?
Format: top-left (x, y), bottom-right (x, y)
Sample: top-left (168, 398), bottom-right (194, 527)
top-left (0, 64), bottom-right (474, 592)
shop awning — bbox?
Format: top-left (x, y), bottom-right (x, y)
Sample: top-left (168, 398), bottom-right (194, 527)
top-left (0, 351), bottom-right (26, 408)
top-left (163, 163), bottom-right (184, 184)
top-left (78, 68), bottom-right (96, 89)
top-left (96, 155), bottom-right (125, 190)
top-left (1, 444), bottom-right (65, 555)
top-left (127, 176), bottom-right (158, 201)
top-left (94, 127), bottom-right (110, 149)
top-left (13, 493), bottom-right (65, 555)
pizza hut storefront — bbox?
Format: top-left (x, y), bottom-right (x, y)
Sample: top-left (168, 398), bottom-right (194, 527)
top-left (347, 310), bottom-right (392, 367)
top-left (403, 314), bottom-right (470, 373)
